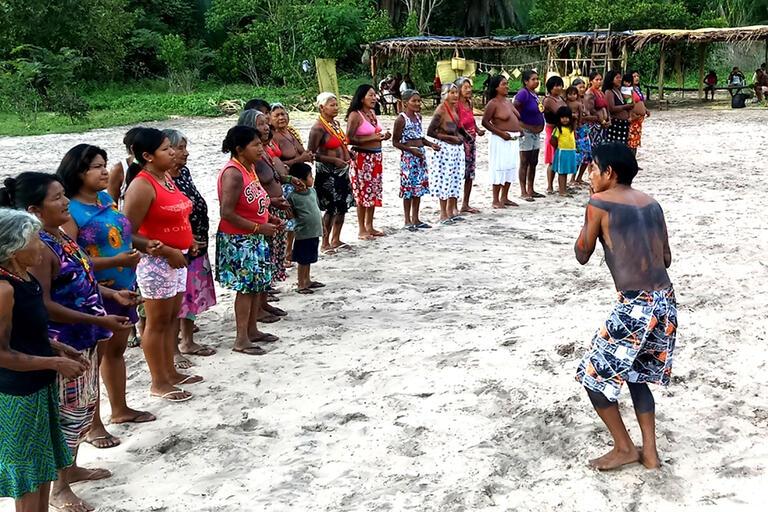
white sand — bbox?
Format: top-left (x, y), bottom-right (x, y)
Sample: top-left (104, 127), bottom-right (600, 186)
top-left (0, 106), bottom-right (767, 511)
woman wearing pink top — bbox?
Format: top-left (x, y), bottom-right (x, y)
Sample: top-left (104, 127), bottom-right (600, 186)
top-left (455, 77), bottom-right (485, 214)
top-left (345, 84), bottom-right (391, 241)
top-left (216, 126), bottom-right (283, 356)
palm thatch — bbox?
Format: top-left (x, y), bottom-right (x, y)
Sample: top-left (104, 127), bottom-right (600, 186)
top-left (367, 26), bottom-right (768, 61)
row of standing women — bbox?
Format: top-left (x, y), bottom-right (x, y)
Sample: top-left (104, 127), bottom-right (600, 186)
top-left (0, 101), bottom-right (317, 511)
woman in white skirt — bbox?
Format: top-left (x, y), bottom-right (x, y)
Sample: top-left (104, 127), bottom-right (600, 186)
top-left (426, 83), bottom-right (466, 225)
top-left (481, 75), bottom-right (522, 208)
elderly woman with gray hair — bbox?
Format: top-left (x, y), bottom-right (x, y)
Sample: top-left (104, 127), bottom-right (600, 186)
top-left (162, 129), bottom-right (217, 362)
top-left (426, 82), bottom-right (466, 225)
top-left (307, 92), bottom-right (355, 253)
top-left (455, 77), bottom-right (485, 214)
top-left (0, 207), bottom-right (88, 510)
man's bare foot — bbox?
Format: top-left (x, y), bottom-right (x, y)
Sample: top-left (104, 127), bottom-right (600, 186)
top-left (50, 486), bottom-right (94, 512)
top-left (110, 408), bottom-right (156, 424)
top-left (84, 425), bottom-right (120, 449)
top-left (68, 465), bottom-right (112, 483)
top-left (492, 201), bottom-right (506, 209)
top-left (588, 447), bottom-right (640, 470)
top-left (639, 446), bottom-right (660, 469)
top-left (503, 199), bottom-right (519, 207)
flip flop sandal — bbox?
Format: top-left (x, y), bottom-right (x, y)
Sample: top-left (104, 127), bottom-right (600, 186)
top-left (233, 346), bottom-right (267, 356)
top-left (152, 389), bottom-right (193, 402)
top-left (180, 346), bottom-right (216, 356)
top-left (309, 281), bottom-right (326, 289)
top-left (251, 332), bottom-right (279, 343)
top-left (297, 287), bottom-right (315, 294)
top-left (335, 243), bottom-right (352, 250)
top-left (84, 434), bottom-right (121, 449)
top-left (176, 375), bottom-right (204, 386)
top-left (258, 315), bottom-right (281, 324)
top-left (415, 222), bottom-right (432, 229)
top-left (111, 411), bottom-right (155, 424)
top-left (440, 219), bottom-right (455, 226)
top-left (451, 216), bottom-right (466, 222)
top-left (127, 335), bottom-right (141, 348)
top-left (523, 197), bottom-right (535, 202)
top-left (266, 294), bottom-right (280, 302)
top-left (322, 248), bottom-right (338, 255)
top-left (532, 192), bottom-right (545, 198)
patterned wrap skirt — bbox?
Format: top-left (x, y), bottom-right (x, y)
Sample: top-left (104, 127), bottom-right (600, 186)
top-left (267, 206), bottom-right (288, 282)
top-left (605, 119), bottom-right (631, 145)
top-left (575, 124), bottom-right (592, 165)
top-left (427, 141), bottom-right (465, 200)
top-left (349, 150), bottom-right (383, 208)
top-left (463, 132), bottom-right (477, 180)
top-left (576, 286), bottom-right (677, 402)
top-left (0, 382), bottom-right (73, 499)
top-left (281, 184), bottom-right (296, 232)
top-left (58, 346), bottom-right (99, 454)
top-left (628, 118), bottom-right (644, 149)
top-left (587, 122), bottom-right (605, 150)
top-left (178, 253), bottom-right (217, 320)
top-left (399, 151), bottom-right (429, 199)
top-left (215, 232), bottom-right (272, 294)
top-left (314, 161), bottom-right (355, 216)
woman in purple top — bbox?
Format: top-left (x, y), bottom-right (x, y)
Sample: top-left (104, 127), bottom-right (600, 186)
top-left (513, 70), bottom-right (545, 200)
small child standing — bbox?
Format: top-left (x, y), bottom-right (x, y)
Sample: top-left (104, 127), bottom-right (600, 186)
top-left (550, 106), bottom-right (578, 197)
top-left (287, 163), bottom-right (324, 294)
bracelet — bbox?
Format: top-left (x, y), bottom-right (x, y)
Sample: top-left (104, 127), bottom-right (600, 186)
top-left (253, 224), bottom-right (260, 234)
top-left (283, 175), bottom-right (291, 184)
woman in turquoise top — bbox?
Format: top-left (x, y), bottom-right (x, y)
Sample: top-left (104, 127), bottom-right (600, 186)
top-left (58, 144), bottom-right (155, 452)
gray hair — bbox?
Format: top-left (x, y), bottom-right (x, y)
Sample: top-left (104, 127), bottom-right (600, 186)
top-left (401, 89), bottom-right (420, 101)
top-left (572, 78), bottom-right (586, 86)
top-left (237, 109), bottom-right (266, 129)
top-left (455, 76), bottom-right (472, 92)
top-left (316, 92), bottom-right (336, 109)
top-left (161, 129), bottom-right (188, 147)
top-left (440, 83), bottom-right (458, 102)
top-left (0, 209), bottom-right (41, 263)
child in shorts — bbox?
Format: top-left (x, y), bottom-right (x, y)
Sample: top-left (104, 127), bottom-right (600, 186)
top-left (287, 163), bottom-right (324, 294)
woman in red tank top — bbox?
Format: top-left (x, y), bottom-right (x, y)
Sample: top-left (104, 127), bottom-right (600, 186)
top-left (216, 126), bottom-right (284, 356)
top-left (123, 128), bottom-right (199, 402)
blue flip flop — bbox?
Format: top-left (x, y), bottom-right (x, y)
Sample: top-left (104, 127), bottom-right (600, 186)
top-left (440, 219), bottom-right (455, 226)
top-left (415, 222), bottom-right (432, 229)
top-left (451, 216), bottom-right (465, 222)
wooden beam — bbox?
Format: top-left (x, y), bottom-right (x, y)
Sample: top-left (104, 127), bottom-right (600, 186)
top-left (370, 54), bottom-right (375, 78)
top-left (674, 47), bottom-right (682, 98)
top-left (658, 43), bottom-right (665, 100)
top-left (698, 43), bottom-right (707, 100)
top-left (621, 42), bottom-right (628, 73)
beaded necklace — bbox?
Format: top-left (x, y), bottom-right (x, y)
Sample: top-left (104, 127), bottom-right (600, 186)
top-left (319, 115), bottom-right (349, 148)
top-left (43, 228), bottom-right (94, 279)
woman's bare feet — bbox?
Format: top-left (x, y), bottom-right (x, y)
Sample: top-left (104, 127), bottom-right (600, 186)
top-left (50, 486), bottom-right (95, 512)
top-left (370, 229), bottom-right (386, 237)
top-left (110, 408), bottom-right (156, 424)
top-left (179, 340), bottom-right (216, 356)
top-left (588, 446), bottom-right (640, 470)
top-left (503, 199), bottom-right (519, 207)
top-left (358, 233), bottom-right (375, 241)
top-left (84, 425), bottom-right (120, 449)
top-left (460, 206), bottom-right (480, 214)
top-left (173, 353), bottom-right (194, 369)
top-left (492, 201), bottom-right (506, 209)
top-left (68, 464), bottom-right (112, 483)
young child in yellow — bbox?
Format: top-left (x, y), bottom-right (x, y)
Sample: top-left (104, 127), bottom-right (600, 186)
top-left (550, 106), bottom-right (577, 197)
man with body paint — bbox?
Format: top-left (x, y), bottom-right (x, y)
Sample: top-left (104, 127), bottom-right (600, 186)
top-left (573, 142), bottom-right (678, 471)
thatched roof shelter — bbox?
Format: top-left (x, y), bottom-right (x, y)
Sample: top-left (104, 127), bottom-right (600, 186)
top-left (366, 25), bottom-right (768, 102)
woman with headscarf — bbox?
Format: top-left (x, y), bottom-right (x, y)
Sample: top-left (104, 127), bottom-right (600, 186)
top-left (307, 93), bottom-right (355, 253)
top-left (427, 83), bottom-right (466, 225)
top-left (604, 70), bottom-right (633, 145)
top-left (345, 84), bottom-right (391, 240)
top-left (455, 76), bottom-right (485, 214)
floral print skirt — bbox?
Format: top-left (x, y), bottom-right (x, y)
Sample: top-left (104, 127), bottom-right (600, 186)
top-left (178, 253), bottom-right (217, 320)
top-left (399, 151), bottom-right (429, 199)
top-left (215, 232), bottom-right (271, 294)
top-left (349, 150), bottom-right (383, 208)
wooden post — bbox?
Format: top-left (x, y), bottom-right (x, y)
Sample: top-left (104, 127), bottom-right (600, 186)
top-left (546, 43), bottom-right (554, 78)
top-left (698, 44), bottom-right (706, 101)
top-left (674, 47), bottom-right (682, 98)
top-left (370, 53), bottom-right (375, 78)
top-left (658, 43), bottom-right (665, 100)
top-left (621, 42), bottom-right (628, 73)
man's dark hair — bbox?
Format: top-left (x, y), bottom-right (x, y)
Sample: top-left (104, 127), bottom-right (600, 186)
top-left (244, 98), bottom-right (270, 113)
top-left (289, 162), bottom-right (312, 181)
top-left (593, 143), bottom-right (638, 186)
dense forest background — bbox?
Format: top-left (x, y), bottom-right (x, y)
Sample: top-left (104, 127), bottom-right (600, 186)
top-left (1, 0), bottom-right (767, 134)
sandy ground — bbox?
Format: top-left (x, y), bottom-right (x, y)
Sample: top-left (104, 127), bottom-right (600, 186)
top-left (0, 105), bottom-right (767, 511)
